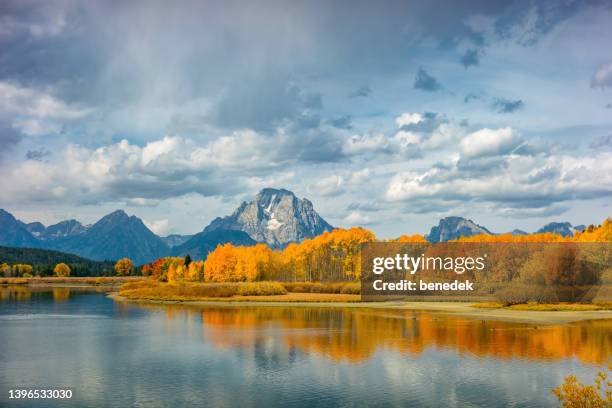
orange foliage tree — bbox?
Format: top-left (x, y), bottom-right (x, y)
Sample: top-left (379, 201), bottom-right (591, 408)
top-left (141, 217), bottom-right (611, 285)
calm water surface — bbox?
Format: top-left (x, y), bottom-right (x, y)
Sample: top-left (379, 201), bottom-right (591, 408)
top-left (0, 286), bottom-right (610, 407)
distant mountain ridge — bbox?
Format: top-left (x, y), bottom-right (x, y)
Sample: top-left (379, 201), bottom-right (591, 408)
top-left (0, 193), bottom-right (593, 262)
top-left (425, 217), bottom-right (588, 242)
top-left (426, 216), bottom-right (492, 242)
top-left (0, 209), bottom-right (40, 248)
top-left (536, 222), bottom-right (585, 237)
top-left (161, 234), bottom-right (193, 248)
top-left (24, 219), bottom-right (88, 240)
top-left (0, 188), bottom-right (333, 262)
top-left (172, 230), bottom-right (256, 259)
top-left (47, 210), bottom-right (169, 265)
top-left (204, 188), bottom-right (333, 247)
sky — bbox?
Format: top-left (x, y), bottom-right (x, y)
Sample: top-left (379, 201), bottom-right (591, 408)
top-left (1, 0), bottom-right (611, 238)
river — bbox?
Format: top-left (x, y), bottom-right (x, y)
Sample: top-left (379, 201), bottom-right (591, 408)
top-left (0, 286), bottom-right (609, 407)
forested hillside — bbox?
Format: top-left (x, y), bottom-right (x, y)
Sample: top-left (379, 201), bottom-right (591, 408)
top-left (0, 246), bottom-right (115, 276)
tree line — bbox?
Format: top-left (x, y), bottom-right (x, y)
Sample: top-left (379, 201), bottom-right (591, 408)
top-left (139, 219), bottom-right (611, 290)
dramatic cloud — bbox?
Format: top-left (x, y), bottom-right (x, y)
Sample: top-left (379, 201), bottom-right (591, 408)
top-left (491, 98), bottom-right (524, 113)
top-left (591, 61), bottom-right (612, 89)
top-left (413, 68), bottom-right (442, 92)
top-left (1, 0), bottom-right (611, 233)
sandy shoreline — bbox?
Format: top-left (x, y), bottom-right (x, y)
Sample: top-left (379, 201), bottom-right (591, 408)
top-left (108, 293), bottom-right (612, 325)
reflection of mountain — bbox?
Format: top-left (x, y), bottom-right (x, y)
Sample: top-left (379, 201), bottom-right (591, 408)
top-left (143, 305), bottom-right (611, 365)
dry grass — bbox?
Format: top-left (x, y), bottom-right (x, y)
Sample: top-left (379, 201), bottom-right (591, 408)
top-left (472, 301), bottom-right (612, 311)
top-left (472, 302), bottom-right (504, 309)
top-left (236, 293), bottom-right (361, 302)
top-left (0, 276), bottom-right (144, 285)
top-left (0, 278), bottom-right (29, 284)
top-left (509, 303), bottom-right (611, 311)
top-left (237, 282), bottom-right (287, 296)
top-left (119, 281), bottom-right (360, 302)
top-left (120, 281), bottom-right (237, 300)
top-left (282, 282), bottom-right (360, 294)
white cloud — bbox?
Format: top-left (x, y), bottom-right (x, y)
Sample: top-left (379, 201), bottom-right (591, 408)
top-left (386, 151), bottom-right (612, 210)
top-left (310, 175), bottom-right (344, 196)
top-left (342, 133), bottom-right (388, 155)
top-left (0, 82), bottom-right (90, 139)
top-left (459, 127), bottom-right (522, 159)
top-left (395, 112), bottom-right (423, 128)
top-left (12, 118), bottom-right (60, 136)
top-left (0, 82), bottom-right (89, 120)
top-left (144, 219), bottom-right (170, 236)
top-left (343, 211), bottom-right (371, 226)
top-left (591, 61), bottom-right (612, 88)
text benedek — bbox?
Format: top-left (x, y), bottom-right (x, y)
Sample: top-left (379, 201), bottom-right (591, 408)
top-left (372, 279), bottom-right (474, 291)
top-left (369, 253), bottom-right (486, 292)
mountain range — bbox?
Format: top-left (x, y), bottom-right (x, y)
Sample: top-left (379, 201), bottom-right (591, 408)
top-left (0, 188), bottom-right (590, 263)
top-left (425, 217), bottom-right (587, 242)
top-left (0, 188), bottom-right (333, 264)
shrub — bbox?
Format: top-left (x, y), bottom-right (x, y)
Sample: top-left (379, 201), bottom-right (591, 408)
top-left (121, 280), bottom-right (157, 291)
top-left (340, 283), bottom-right (361, 294)
top-left (552, 368), bottom-right (610, 407)
top-left (174, 283), bottom-right (237, 298)
top-left (237, 282), bottom-right (287, 296)
top-left (282, 281), bottom-right (360, 294)
top-left (495, 283), bottom-right (558, 305)
top-left (283, 282), bottom-right (318, 293)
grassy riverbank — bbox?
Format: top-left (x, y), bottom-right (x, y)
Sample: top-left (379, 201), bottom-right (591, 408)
top-left (0, 276), bottom-right (145, 286)
top-left (111, 280), bottom-right (612, 324)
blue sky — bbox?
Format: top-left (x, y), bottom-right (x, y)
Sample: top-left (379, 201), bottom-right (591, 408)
top-left (1, 0), bottom-right (611, 237)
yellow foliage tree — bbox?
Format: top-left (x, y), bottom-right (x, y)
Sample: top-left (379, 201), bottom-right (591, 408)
top-left (54, 263), bottom-right (71, 277)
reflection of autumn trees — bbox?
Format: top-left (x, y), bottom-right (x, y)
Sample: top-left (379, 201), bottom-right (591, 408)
top-left (142, 305), bottom-right (611, 365)
top-left (52, 287), bottom-right (71, 302)
top-left (0, 286), bottom-right (32, 301)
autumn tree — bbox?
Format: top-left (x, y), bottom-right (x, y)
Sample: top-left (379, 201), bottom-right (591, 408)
top-left (141, 264), bottom-right (152, 277)
top-left (54, 263), bottom-right (71, 277)
top-left (0, 263), bottom-right (10, 277)
top-left (114, 258), bottom-right (134, 276)
top-left (553, 367), bottom-right (611, 407)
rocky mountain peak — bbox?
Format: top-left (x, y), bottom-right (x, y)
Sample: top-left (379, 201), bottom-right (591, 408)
top-left (204, 188), bottom-right (333, 247)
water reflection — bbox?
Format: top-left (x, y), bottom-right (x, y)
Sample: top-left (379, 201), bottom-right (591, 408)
top-left (1, 285), bottom-right (610, 407)
top-left (2, 285), bottom-right (610, 365)
top-left (0, 285), bottom-right (109, 302)
top-left (135, 304), bottom-right (612, 365)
